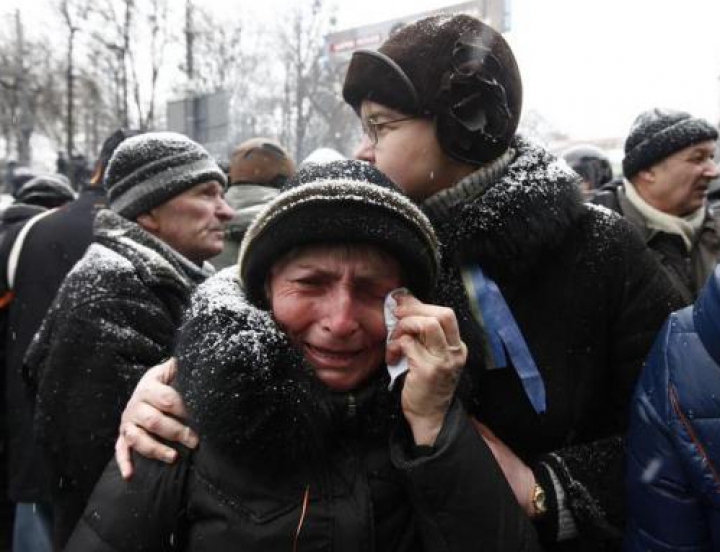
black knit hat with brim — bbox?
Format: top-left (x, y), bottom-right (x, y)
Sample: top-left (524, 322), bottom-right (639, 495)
top-left (238, 160), bottom-right (440, 307)
top-left (623, 108), bottom-right (718, 179)
top-left (104, 131), bottom-right (227, 219)
top-left (342, 14), bottom-right (522, 165)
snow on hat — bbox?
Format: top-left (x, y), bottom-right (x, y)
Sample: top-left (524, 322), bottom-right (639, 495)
top-left (343, 14), bottom-right (522, 165)
top-left (16, 174), bottom-right (76, 208)
top-left (623, 108), bottom-right (718, 179)
top-left (104, 131), bottom-right (227, 219)
top-left (238, 160), bottom-right (440, 306)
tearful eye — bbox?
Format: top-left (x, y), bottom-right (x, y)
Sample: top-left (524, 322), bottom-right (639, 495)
top-left (294, 278), bottom-right (323, 288)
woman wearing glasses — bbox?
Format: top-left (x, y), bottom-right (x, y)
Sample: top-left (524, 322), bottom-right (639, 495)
top-left (343, 13), bottom-right (680, 550)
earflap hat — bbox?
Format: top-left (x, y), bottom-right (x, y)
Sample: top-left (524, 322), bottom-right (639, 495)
top-left (343, 14), bottom-right (522, 165)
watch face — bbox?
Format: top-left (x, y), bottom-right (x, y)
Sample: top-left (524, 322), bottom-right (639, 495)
top-left (534, 485), bottom-right (547, 515)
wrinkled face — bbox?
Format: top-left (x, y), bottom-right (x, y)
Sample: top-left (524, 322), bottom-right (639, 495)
top-left (138, 181), bottom-right (235, 264)
top-left (355, 100), bottom-right (475, 201)
top-left (269, 244), bottom-right (402, 392)
top-left (636, 140), bottom-right (719, 217)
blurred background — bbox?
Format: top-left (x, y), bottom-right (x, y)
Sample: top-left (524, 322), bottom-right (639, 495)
top-left (0, 0), bottom-right (718, 189)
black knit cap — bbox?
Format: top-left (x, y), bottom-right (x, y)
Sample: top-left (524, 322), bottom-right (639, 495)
top-left (238, 160), bottom-right (440, 307)
top-left (623, 108), bottom-right (718, 179)
top-left (104, 131), bottom-right (227, 219)
top-left (342, 14), bottom-right (522, 165)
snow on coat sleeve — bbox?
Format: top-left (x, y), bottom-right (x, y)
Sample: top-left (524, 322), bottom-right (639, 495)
top-left (24, 255), bottom-right (180, 546)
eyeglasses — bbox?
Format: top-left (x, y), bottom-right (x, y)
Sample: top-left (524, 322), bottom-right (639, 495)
top-left (362, 115), bottom-right (418, 146)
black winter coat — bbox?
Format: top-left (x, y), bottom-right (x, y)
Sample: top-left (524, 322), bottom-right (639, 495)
top-left (24, 209), bottom-right (211, 549)
top-left (0, 201), bottom-right (48, 547)
top-left (66, 269), bottom-right (540, 552)
top-left (4, 186), bottom-right (106, 505)
top-left (425, 138), bottom-right (683, 549)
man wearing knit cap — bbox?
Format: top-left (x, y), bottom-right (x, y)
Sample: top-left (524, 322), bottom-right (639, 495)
top-left (114, 15), bottom-right (681, 551)
top-left (593, 108), bottom-right (720, 303)
top-left (23, 131), bottom-right (233, 549)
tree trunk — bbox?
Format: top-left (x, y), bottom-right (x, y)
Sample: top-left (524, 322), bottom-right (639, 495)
top-left (15, 10), bottom-right (33, 165)
top-left (66, 26), bottom-right (75, 162)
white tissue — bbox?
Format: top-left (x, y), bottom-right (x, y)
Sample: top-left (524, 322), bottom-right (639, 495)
top-left (385, 289), bottom-right (409, 390)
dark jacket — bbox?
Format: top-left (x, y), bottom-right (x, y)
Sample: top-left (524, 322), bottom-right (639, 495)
top-left (24, 208), bottom-right (211, 549)
top-left (0, 201), bottom-right (48, 547)
top-left (624, 264), bottom-right (720, 551)
top-left (66, 269), bottom-right (539, 552)
top-left (592, 178), bottom-right (720, 303)
top-left (425, 138), bottom-right (683, 549)
top-left (4, 186), bottom-right (106, 505)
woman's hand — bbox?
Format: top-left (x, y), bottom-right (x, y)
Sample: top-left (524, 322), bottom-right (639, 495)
top-left (386, 291), bottom-right (467, 446)
top-left (115, 358), bottom-right (198, 479)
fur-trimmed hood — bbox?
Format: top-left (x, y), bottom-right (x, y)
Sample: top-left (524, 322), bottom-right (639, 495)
top-left (175, 268), bottom-right (399, 474)
top-left (427, 136), bottom-right (585, 281)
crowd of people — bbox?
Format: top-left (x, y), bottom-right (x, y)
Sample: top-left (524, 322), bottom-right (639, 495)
top-left (0, 12), bottom-right (718, 552)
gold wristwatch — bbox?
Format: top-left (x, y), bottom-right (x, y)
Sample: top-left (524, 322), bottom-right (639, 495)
top-left (531, 483), bottom-right (547, 518)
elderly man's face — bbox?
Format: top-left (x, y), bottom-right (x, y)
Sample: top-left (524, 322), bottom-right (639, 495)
top-left (355, 100), bottom-right (475, 201)
top-left (269, 245), bottom-right (402, 392)
top-left (638, 140), bottom-right (719, 217)
top-left (138, 181), bottom-right (234, 264)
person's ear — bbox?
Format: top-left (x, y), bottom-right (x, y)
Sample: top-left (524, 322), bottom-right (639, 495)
top-left (636, 167), bottom-right (656, 185)
top-left (136, 211), bottom-right (160, 232)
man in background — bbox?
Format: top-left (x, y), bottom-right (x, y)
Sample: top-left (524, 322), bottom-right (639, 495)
top-left (24, 132), bottom-right (233, 548)
top-left (592, 108), bottom-right (720, 303)
top-left (212, 137), bottom-right (294, 269)
top-left (560, 144), bottom-right (614, 200)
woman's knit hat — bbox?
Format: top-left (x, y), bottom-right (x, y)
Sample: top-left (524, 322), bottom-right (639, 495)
top-left (104, 132), bottom-right (227, 219)
top-left (623, 108), bottom-right (718, 179)
top-left (238, 160), bottom-right (440, 306)
top-left (342, 14), bottom-right (522, 166)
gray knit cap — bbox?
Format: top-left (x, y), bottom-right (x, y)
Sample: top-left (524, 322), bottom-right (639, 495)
top-left (104, 132), bottom-right (227, 219)
top-left (239, 160), bottom-right (440, 306)
top-left (16, 174), bottom-right (76, 207)
top-left (623, 108), bottom-right (718, 179)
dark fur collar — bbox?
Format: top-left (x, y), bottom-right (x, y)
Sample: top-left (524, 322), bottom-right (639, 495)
top-left (427, 136), bottom-right (585, 281)
top-left (176, 269), bottom-right (398, 473)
